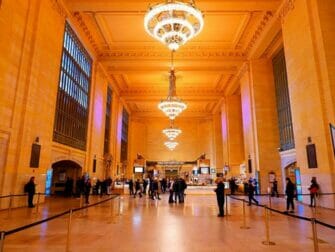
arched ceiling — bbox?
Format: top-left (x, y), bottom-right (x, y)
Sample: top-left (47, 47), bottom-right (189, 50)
top-left (65, 0), bottom-right (281, 118)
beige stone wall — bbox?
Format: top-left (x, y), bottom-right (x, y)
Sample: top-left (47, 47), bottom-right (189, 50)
top-left (282, 0), bottom-right (335, 207)
top-left (221, 95), bottom-right (245, 176)
top-left (240, 60), bottom-right (282, 193)
top-left (0, 0), bottom-right (123, 207)
top-left (127, 117), bottom-right (217, 175)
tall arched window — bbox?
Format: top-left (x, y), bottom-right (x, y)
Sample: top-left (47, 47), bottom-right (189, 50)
top-left (53, 22), bottom-right (92, 150)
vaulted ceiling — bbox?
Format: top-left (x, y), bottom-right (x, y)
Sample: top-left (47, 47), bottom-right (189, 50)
top-left (65, 0), bottom-right (281, 118)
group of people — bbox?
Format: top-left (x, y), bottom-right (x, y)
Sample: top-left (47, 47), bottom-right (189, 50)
top-left (214, 176), bottom-right (320, 217)
top-left (127, 177), bottom-right (187, 203)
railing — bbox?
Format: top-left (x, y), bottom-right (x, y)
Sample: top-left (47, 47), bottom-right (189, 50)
top-left (0, 193), bottom-right (121, 252)
top-left (227, 193), bottom-right (335, 252)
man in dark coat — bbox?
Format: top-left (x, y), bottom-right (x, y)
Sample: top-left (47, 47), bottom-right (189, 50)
top-left (247, 181), bottom-right (259, 206)
top-left (215, 177), bottom-right (225, 217)
top-left (25, 176), bottom-right (36, 208)
top-left (285, 177), bottom-right (296, 213)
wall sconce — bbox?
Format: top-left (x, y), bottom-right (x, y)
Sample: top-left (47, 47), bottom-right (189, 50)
top-left (30, 137), bottom-right (41, 168)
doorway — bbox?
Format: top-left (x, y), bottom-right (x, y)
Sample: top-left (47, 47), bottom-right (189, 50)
top-left (49, 160), bottom-right (82, 196)
top-left (284, 162), bottom-right (302, 201)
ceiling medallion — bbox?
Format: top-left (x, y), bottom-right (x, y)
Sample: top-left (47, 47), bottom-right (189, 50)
top-left (144, 0), bottom-right (204, 51)
top-left (163, 121), bottom-right (182, 140)
top-left (164, 141), bottom-right (179, 150)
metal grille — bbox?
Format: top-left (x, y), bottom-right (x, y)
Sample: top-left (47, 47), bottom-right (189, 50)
top-left (120, 109), bottom-right (129, 162)
top-left (53, 22), bottom-right (92, 150)
top-left (272, 48), bottom-right (295, 151)
top-left (104, 87), bottom-right (112, 154)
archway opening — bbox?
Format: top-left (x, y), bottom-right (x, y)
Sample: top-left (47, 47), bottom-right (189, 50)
top-left (49, 160), bottom-right (82, 196)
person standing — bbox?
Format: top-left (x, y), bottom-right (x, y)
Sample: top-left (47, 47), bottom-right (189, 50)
top-left (308, 177), bottom-right (319, 207)
top-left (247, 181), bottom-right (259, 206)
top-left (84, 178), bottom-right (92, 204)
top-left (168, 179), bottom-right (175, 203)
top-left (143, 178), bottom-right (148, 195)
top-left (215, 177), bottom-right (225, 217)
top-left (25, 177), bottom-right (36, 208)
top-left (285, 177), bottom-right (296, 213)
top-left (128, 179), bottom-right (134, 196)
top-left (272, 179), bottom-right (279, 197)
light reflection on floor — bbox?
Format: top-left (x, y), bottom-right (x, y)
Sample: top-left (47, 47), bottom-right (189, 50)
top-left (1, 194), bottom-right (335, 251)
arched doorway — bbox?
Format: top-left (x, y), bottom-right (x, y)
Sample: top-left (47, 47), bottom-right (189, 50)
top-left (284, 162), bottom-right (302, 201)
top-left (49, 160), bottom-right (82, 196)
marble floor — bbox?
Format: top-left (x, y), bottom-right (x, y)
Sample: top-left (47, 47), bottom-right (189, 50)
top-left (1, 193), bottom-right (335, 252)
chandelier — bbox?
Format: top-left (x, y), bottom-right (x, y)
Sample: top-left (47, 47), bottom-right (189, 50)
top-left (163, 121), bottom-right (182, 140)
top-left (158, 52), bottom-right (187, 120)
top-left (164, 141), bottom-right (179, 150)
top-left (144, 0), bottom-right (204, 51)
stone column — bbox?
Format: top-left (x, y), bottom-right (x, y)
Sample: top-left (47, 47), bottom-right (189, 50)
top-left (240, 59), bottom-right (282, 193)
top-left (281, 0), bottom-right (335, 207)
top-left (221, 95), bottom-right (245, 176)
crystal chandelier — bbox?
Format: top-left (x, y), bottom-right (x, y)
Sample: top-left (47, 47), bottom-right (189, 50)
top-left (144, 0), bottom-right (204, 51)
top-left (164, 141), bottom-right (179, 150)
top-left (163, 121), bottom-right (182, 140)
top-left (158, 52), bottom-right (187, 120)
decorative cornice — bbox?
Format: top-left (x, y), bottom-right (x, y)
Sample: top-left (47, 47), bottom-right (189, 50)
top-left (72, 12), bottom-right (100, 53)
top-left (244, 11), bottom-right (274, 56)
top-left (277, 0), bottom-right (295, 22)
top-left (121, 87), bottom-right (224, 97)
top-left (49, 0), bottom-right (67, 18)
top-left (99, 49), bottom-right (246, 60)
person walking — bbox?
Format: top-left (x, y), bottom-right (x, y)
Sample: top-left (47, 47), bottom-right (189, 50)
top-left (25, 176), bottom-right (36, 208)
top-left (134, 179), bottom-right (142, 198)
top-left (168, 179), bottom-right (175, 203)
top-left (285, 177), bottom-right (296, 213)
top-left (308, 177), bottom-right (319, 207)
top-left (143, 178), bottom-right (148, 195)
top-left (247, 180), bottom-right (259, 206)
top-left (215, 177), bottom-right (225, 217)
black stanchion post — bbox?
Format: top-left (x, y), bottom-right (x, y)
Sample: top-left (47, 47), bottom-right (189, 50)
top-left (262, 207), bottom-right (275, 246)
top-left (0, 231), bottom-right (5, 252)
top-left (225, 194), bottom-right (228, 216)
top-left (311, 218), bottom-right (319, 252)
top-left (35, 193), bottom-right (40, 214)
top-left (8, 193), bottom-right (13, 217)
top-left (66, 209), bottom-right (73, 252)
top-left (240, 200), bottom-right (250, 229)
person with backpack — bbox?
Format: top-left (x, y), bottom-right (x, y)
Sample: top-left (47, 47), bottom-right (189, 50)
top-left (308, 177), bottom-right (319, 207)
top-left (25, 176), bottom-right (36, 208)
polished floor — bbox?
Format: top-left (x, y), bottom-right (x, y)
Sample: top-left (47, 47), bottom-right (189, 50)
top-left (1, 193), bottom-right (335, 252)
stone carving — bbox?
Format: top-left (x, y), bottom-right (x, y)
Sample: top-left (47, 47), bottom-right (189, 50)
top-left (49, 0), bottom-right (67, 18)
top-left (278, 0), bottom-right (295, 22)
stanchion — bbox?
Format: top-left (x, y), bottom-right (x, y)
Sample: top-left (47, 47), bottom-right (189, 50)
top-left (262, 207), bottom-right (275, 245)
top-left (79, 194), bottom-right (83, 208)
top-left (225, 194), bottom-right (228, 216)
top-left (35, 193), bottom-right (41, 214)
top-left (7, 194), bottom-right (13, 217)
top-left (118, 196), bottom-right (121, 216)
top-left (240, 200), bottom-right (250, 229)
top-left (311, 218), bottom-right (319, 252)
top-left (268, 194), bottom-right (272, 209)
top-left (0, 231), bottom-right (5, 252)
top-left (66, 209), bottom-right (73, 252)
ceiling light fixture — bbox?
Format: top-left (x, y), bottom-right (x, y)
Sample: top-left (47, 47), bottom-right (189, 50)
top-left (144, 0), bottom-right (204, 51)
top-left (158, 51), bottom-right (187, 120)
top-left (164, 141), bottom-right (179, 150)
top-left (163, 120), bottom-right (182, 140)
